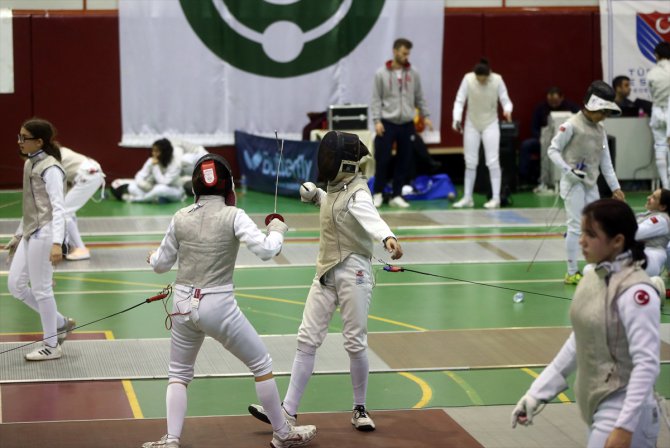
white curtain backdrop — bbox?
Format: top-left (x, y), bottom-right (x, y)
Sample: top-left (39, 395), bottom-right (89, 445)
top-left (119, 0), bottom-right (443, 146)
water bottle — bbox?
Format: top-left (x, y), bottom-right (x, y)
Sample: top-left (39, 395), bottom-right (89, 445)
top-left (240, 174), bottom-right (248, 195)
top-left (513, 292), bottom-right (524, 303)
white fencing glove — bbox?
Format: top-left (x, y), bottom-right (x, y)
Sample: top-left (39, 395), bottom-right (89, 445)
top-left (511, 393), bottom-right (541, 428)
top-left (267, 218), bottom-right (288, 236)
top-left (452, 120), bottom-right (462, 133)
top-left (565, 168), bottom-right (586, 184)
top-left (299, 182), bottom-right (318, 203)
top-left (4, 234), bottom-right (21, 266)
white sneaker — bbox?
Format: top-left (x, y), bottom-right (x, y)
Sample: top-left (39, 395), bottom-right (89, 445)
top-left (248, 403), bottom-right (297, 426)
top-left (25, 343), bottom-right (62, 361)
top-left (65, 247), bottom-right (90, 261)
top-left (57, 317), bottom-right (76, 345)
top-left (142, 435), bottom-right (180, 448)
top-left (372, 193), bottom-right (383, 208)
top-left (452, 197), bottom-right (474, 208)
top-left (351, 405), bottom-right (376, 431)
top-left (483, 198), bottom-right (500, 209)
top-left (388, 196), bottom-right (410, 208)
top-left (271, 424), bottom-right (317, 448)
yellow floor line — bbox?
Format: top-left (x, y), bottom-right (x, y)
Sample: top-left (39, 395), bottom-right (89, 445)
top-left (397, 372), bottom-right (432, 408)
top-left (521, 368), bottom-right (571, 403)
top-left (444, 371), bottom-right (484, 405)
top-left (105, 331), bottom-right (145, 418)
top-left (53, 274), bottom-right (165, 288)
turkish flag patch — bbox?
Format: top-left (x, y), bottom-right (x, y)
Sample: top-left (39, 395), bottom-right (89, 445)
top-left (559, 125), bottom-right (566, 132)
top-left (651, 216), bottom-right (659, 224)
top-left (633, 290), bottom-right (650, 306)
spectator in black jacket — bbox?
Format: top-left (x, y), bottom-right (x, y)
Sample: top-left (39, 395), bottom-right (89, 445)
top-left (518, 87), bottom-right (580, 186)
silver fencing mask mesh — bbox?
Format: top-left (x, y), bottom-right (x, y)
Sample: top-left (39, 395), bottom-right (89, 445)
top-left (317, 131), bottom-right (370, 182)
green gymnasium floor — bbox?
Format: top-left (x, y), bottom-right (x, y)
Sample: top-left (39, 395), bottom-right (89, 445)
top-left (0, 188), bottom-right (668, 447)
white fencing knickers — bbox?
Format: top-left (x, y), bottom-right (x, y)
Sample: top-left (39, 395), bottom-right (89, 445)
top-left (650, 105), bottom-right (669, 189)
top-left (560, 177), bottom-right (599, 275)
top-left (167, 288), bottom-right (272, 385)
top-left (462, 120), bottom-right (502, 201)
top-left (64, 161), bottom-right (104, 249)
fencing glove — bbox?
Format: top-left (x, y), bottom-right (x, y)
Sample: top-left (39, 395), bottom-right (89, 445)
top-left (511, 393), bottom-right (542, 428)
top-left (299, 182), bottom-right (318, 203)
top-left (4, 234), bottom-right (21, 266)
top-left (452, 121), bottom-right (462, 133)
top-left (566, 168), bottom-right (586, 184)
top-left (267, 218), bottom-right (288, 236)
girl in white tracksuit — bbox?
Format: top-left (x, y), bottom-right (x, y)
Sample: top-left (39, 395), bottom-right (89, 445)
top-left (547, 81), bottom-right (625, 285)
top-left (452, 58), bottom-right (513, 210)
top-left (512, 199), bottom-right (661, 448)
top-left (6, 118), bottom-right (75, 361)
top-left (635, 188), bottom-right (670, 276)
top-left (59, 147), bottom-right (105, 261)
top-left (144, 154), bottom-right (315, 448)
top-left (125, 138), bottom-right (183, 203)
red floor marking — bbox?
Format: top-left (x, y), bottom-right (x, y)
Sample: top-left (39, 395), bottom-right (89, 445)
top-left (0, 331), bottom-right (136, 423)
top-left (1, 381), bottom-right (135, 423)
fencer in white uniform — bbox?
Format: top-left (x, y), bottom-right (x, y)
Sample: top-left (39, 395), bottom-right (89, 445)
top-left (248, 131), bottom-right (403, 432)
top-left (647, 42), bottom-right (670, 188)
top-left (59, 147), bottom-right (105, 261)
top-left (144, 154), bottom-right (316, 448)
top-left (547, 81), bottom-right (624, 285)
top-left (7, 119), bottom-right (76, 361)
top-left (512, 199), bottom-right (661, 448)
top-left (452, 58), bottom-right (513, 209)
top-left (635, 188), bottom-right (670, 277)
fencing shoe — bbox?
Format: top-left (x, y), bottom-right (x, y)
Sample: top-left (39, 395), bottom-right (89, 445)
top-left (483, 198), bottom-right (500, 209)
top-left (271, 424), bottom-right (316, 448)
top-left (351, 405), bottom-right (376, 431)
top-left (373, 193), bottom-right (383, 208)
top-left (248, 403), bottom-right (297, 426)
top-left (25, 343), bottom-right (62, 361)
top-left (452, 197), bottom-right (474, 209)
top-left (389, 196), bottom-right (410, 208)
top-left (564, 271), bottom-right (583, 285)
top-left (141, 435), bottom-right (179, 448)
top-left (57, 317), bottom-right (76, 345)
top-left (65, 247), bottom-right (90, 261)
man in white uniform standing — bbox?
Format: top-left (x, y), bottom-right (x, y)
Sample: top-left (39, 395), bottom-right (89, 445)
top-left (452, 58), bottom-right (513, 209)
top-left (647, 42), bottom-right (670, 188)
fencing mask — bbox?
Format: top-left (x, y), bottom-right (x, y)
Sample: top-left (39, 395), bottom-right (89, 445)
top-left (192, 153), bottom-right (236, 205)
top-left (583, 80), bottom-right (621, 116)
top-left (317, 131), bottom-right (370, 183)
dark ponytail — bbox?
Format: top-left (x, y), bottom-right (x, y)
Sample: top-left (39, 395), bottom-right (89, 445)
top-left (582, 199), bottom-right (647, 268)
top-left (659, 188), bottom-right (670, 216)
top-left (22, 118), bottom-right (61, 162)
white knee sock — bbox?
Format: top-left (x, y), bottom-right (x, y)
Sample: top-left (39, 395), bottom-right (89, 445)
top-left (566, 232), bottom-right (580, 274)
top-left (656, 154), bottom-right (668, 189)
top-left (37, 298), bottom-right (58, 347)
top-left (166, 382), bottom-right (187, 442)
top-left (283, 348), bottom-right (315, 416)
top-left (66, 217), bottom-right (85, 249)
top-left (349, 350), bottom-right (369, 407)
top-left (488, 165), bottom-right (501, 201)
top-left (463, 168), bottom-right (476, 200)
top-left (256, 378), bottom-right (289, 436)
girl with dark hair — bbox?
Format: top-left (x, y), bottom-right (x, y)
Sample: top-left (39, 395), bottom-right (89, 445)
top-left (635, 188), bottom-right (670, 276)
top-left (5, 118), bottom-right (75, 361)
top-left (123, 138), bottom-right (183, 203)
top-left (452, 57), bottom-right (513, 209)
top-left (512, 198), bottom-right (662, 448)
top-left (548, 80), bottom-right (625, 285)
